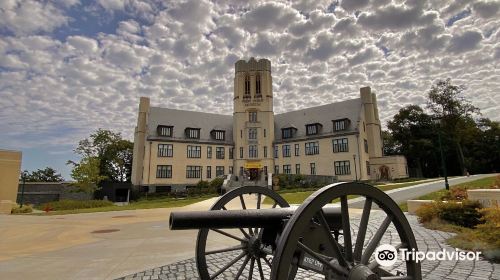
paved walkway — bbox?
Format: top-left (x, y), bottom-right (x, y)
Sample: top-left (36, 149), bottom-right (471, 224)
top-left (116, 212), bottom-right (500, 280)
top-left (348, 174), bottom-right (497, 208)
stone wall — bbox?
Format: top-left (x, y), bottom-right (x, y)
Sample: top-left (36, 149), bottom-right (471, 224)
top-left (17, 182), bottom-right (92, 205)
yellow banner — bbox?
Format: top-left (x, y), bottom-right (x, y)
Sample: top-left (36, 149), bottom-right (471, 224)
top-left (244, 162), bottom-right (263, 169)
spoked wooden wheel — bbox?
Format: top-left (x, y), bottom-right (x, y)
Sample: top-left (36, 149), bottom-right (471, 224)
top-left (271, 182), bottom-right (421, 280)
top-left (196, 186), bottom-right (289, 279)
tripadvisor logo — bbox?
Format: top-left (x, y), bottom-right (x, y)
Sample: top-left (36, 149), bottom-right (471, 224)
top-left (375, 244), bottom-right (481, 267)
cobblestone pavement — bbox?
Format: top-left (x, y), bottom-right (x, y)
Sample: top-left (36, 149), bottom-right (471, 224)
top-left (116, 213), bottom-right (500, 280)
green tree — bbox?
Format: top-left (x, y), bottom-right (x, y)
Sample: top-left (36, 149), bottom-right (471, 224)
top-left (71, 129), bottom-right (133, 182)
top-left (387, 105), bottom-right (439, 177)
top-left (426, 79), bottom-right (480, 175)
top-left (21, 167), bottom-right (64, 182)
top-left (70, 157), bottom-right (107, 193)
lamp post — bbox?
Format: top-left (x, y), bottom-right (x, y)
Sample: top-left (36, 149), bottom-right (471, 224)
top-left (434, 118), bottom-right (449, 190)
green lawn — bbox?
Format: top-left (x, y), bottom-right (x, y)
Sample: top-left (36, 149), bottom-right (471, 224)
top-left (30, 195), bottom-right (217, 215)
top-left (264, 179), bottom-right (439, 205)
top-left (399, 176), bottom-right (498, 211)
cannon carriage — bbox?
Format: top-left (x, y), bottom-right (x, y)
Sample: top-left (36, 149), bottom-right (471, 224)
top-left (169, 182), bottom-right (421, 280)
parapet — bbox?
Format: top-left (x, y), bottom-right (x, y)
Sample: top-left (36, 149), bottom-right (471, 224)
top-left (235, 57), bottom-right (271, 73)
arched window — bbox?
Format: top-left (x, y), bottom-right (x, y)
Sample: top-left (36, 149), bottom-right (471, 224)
top-left (244, 74), bottom-right (250, 97)
top-left (255, 73), bottom-right (261, 97)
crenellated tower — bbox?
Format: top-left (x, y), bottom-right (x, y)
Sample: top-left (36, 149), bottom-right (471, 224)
top-left (233, 58), bottom-right (274, 180)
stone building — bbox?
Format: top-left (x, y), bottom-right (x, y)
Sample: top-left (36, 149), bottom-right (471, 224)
top-left (0, 149), bottom-right (22, 214)
top-left (131, 58), bottom-right (408, 192)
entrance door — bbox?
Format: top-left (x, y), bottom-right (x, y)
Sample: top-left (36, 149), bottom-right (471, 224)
top-left (249, 168), bottom-right (259, 180)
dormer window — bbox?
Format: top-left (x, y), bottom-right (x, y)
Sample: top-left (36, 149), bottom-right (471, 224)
top-left (211, 130), bottom-right (225, 141)
top-left (282, 127), bottom-right (297, 139)
top-left (333, 118), bottom-right (350, 131)
top-left (306, 123), bottom-right (322, 136)
top-left (185, 128), bottom-right (200, 139)
top-left (157, 125), bottom-right (173, 137)
top-left (255, 74), bottom-right (261, 97)
top-left (244, 74), bottom-right (250, 97)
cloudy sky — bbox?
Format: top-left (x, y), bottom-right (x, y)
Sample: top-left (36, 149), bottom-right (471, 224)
top-left (1, 0), bottom-right (499, 179)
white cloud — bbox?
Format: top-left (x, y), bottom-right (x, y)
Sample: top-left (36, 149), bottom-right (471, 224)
top-left (0, 0), bottom-right (69, 35)
top-left (0, 0), bottom-right (499, 158)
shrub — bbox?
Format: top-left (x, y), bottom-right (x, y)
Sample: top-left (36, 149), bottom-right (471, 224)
top-left (210, 177), bottom-right (224, 190)
top-left (475, 207), bottom-right (500, 250)
top-left (415, 202), bottom-right (440, 223)
top-left (441, 187), bottom-right (468, 201)
top-left (11, 205), bottom-right (33, 214)
top-left (438, 200), bottom-right (483, 228)
top-left (196, 180), bottom-right (210, 189)
top-left (416, 200), bottom-right (483, 228)
top-left (39, 199), bottom-right (114, 211)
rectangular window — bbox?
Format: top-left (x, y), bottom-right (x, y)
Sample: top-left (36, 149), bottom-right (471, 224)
top-left (240, 147), bottom-right (244, 158)
top-left (229, 148), bottom-right (234, 159)
top-left (240, 166), bottom-right (244, 175)
top-left (263, 146), bottom-right (268, 158)
top-left (364, 139), bottom-right (369, 153)
top-left (264, 129), bottom-right (266, 137)
top-left (213, 130), bottom-right (225, 140)
top-left (334, 161), bottom-right (351, 175)
top-left (158, 144), bottom-right (173, 157)
top-left (206, 166), bottom-right (212, 179)
top-left (186, 128), bottom-right (200, 139)
top-left (216, 147), bottom-right (225, 159)
top-left (305, 141), bottom-right (320, 155)
top-left (282, 144), bottom-right (291, 157)
top-left (306, 124), bottom-right (318, 135)
top-left (216, 166), bottom-right (225, 177)
top-left (157, 125), bottom-right (173, 137)
top-left (156, 165), bottom-right (172, 178)
top-left (187, 145), bottom-right (201, 158)
top-left (294, 144), bottom-right (299, 156)
top-left (333, 119), bottom-right (348, 131)
top-left (366, 161), bottom-right (370, 176)
top-left (240, 130), bottom-right (243, 138)
top-left (264, 166), bottom-right (268, 175)
top-left (295, 164), bottom-right (300, 175)
top-left (274, 165), bottom-right (279, 175)
top-left (207, 146), bottom-right (212, 159)
top-left (282, 128), bottom-right (294, 139)
top-left (333, 138), bottom-right (349, 153)
top-left (249, 145), bottom-right (258, 158)
top-left (310, 163), bottom-right (316, 175)
top-left (274, 146), bottom-right (278, 158)
top-left (283, 164), bottom-right (291, 174)
top-left (186, 165), bottom-right (201, 178)
top-left (229, 166), bottom-right (233, 174)
top-left (248, 128), bottom-right (257, 139)
top-left (249, 111), bottom-right (257, 122)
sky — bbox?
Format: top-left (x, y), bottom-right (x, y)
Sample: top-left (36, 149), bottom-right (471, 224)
top-left (0, 0), bottom-right (499, 180)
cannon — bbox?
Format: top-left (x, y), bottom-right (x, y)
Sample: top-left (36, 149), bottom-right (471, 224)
top-left (169, 182), bottom-right (422, 280)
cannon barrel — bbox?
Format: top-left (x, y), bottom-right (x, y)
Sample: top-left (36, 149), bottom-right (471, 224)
top-left (169, 207), bottom-right (342, 230)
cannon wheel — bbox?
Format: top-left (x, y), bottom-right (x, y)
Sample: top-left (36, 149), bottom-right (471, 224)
top-left (196, 186), bottom-right (290, 280)
top-left (271, 182), bottom-right (422, 280)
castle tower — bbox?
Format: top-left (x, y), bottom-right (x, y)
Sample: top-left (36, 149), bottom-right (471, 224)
top-left (131, 97), bottom-right (150, 186)
top-left (233, 58), bottom-right (274, 180)
top-left (360, 87), bottom-right (383, 158)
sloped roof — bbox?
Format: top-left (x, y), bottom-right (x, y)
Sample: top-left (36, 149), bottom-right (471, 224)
top-left (148, 107), bottom-right (233, 142)
top-left (274, 98), bottom-right (362, 141)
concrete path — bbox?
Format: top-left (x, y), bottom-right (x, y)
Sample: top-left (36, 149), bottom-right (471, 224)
top-left (348, 173), bottom-right (498, 208)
